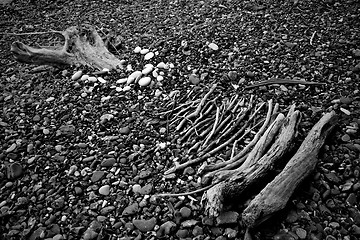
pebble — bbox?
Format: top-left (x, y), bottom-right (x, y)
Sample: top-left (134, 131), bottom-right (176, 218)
top-left (33, 115), bottom-right (41, 122)
top-left (97, 77), bottom-right (107, 84)
top-left (208, 42), bottom-right (219, 51)
top-left (6, 163), bottom-right (23, 179)
top-left (216, 211), bottom-right (239, 225)
top-left (246, 71), bottom-right (255, 77)
top-left (295, 227), bottom-right (307, 239)
top-left (142, 65), bottom-right (154, 75)
top-left (144, 52), bottom-right (154, 60)
top-left (122, 203), bottom-right (139, 216)
top-left (127, 70), bottom-right (142, 84)
top-left (71, 70), bottom-right (83, 80)
top-left (43, 128), bottom-right (50, 135)
top-left (346, 193), bottom-right (357, 205)
top-left (132, 184), bottom-right (142, 193)
top-left (189, 74), bottom-right (200, 85)
top-left (91, 171), bottom-right (105, 182)
top-left (227, 71), bottom-right (238, 81)
top-left (179, 206), bottom-right (192, 218)
top-left (139, 170), bottom-right (151, 179)
top-left (6, 143), bottom-right (17, 153)
top-left (81, 74), bottom-right (89, 81)
top-left (88, 76), bottom-right (97, 82)
top-left (325, 172), bottom-right (341, 183)
top-left (100, 206), bottom-right (115, 215)
top-left (117, 78), bottom-right (128, 84)
top-left (46, 97), bottom-right (55, 102)
top-left (140, 48), bottom-right (149, 54)
top-left (157, 221), bottom-right (176, 236)
top-left (83, 156), bottom-right (96, 162)
top-left (101, 158), bottom-right (116, 167)
top-left (133, 217), bottom-right (156, 232)
top-left (193, 225), bottom-right (204, 236)
top-left (138, 77), bottom-right (151, 86)
top-left (352, 225), bottom-right (360, 235)
top-left (98, 185), bottom-right (110, 195)
top-left (352, 63), bottom-right (360, 73)
top-left (176, 229), bottom-right (188, 238)
top-left (83, 229), bottom-right (98, 240)
top-left (134, 46), bottom-right (141, 53)
top-left (122, 85), bottom-right (131, 91)
top-left (119, 126), bottom-right (130, 135)
top-left (139, 183), bottom-right (153, 195)
top-left (156, 75), bottom-right (164, 81)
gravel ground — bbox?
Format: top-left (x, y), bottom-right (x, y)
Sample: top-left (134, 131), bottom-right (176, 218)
top-left (1, 0), bottom-right (360, 239)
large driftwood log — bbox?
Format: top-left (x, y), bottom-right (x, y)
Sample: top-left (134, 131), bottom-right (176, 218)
top-left (203, 105), bottom-right (301, 216)
top-left (10, 25), bottom-right (123, 70)
top-left (242, 111), bottom-right (338, 228)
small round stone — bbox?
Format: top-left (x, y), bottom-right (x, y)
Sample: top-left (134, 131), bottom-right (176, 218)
top-left (99, 185), bottom-right (110, 196)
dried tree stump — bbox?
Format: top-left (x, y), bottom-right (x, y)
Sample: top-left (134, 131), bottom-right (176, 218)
top-left (10, 25), bottom-right (123, 70)
top-left (242, 111), bottom-right (338, 228)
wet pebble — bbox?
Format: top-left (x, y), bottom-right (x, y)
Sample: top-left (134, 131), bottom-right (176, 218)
top-left (100, 206), bottom-right (115, 215)
top-left (101, 158), bottom-right (116, 167)
top-left (132, 217), bottom-right (156, 232)
top-left (216, 211), bottom-right (239, 225)
top-left (6, 163), bottom-right (23, 179)
top-left (119, 126), bottom-right (130, 135)
top-left (139, 183), bottom-right (153, 195)
top-left (157, 221), bottom-right (176, 236)
top-left (179, 206), bottom-right (192, 218)
top-left (189, 74), bottom-right (200, 85)
top-left (99, 185), bottom-right (110, 195)
top-left (122, 203), bottom-right (139, 216)
top-left (176, 229), bottom-right (188, 238)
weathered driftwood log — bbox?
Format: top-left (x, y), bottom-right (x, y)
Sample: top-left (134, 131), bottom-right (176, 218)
top-left (202, 105), bottom-right (301, 217)
top-left (242, 111), bottom-right (338, 228)
top-left (10, 25), bottom-right (123, 70)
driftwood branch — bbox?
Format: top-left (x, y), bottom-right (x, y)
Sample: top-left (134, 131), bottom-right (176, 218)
top-left (202, 105), bottom-right (301, 217)
top-left (10, 25), bottom-right (123, 70)
top-left (242, 111), bottom-right (338, 228)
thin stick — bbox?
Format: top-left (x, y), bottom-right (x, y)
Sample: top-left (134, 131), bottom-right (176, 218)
top-left (154, 183), bottom-right (216, 197)
top-left (0, 30), bottom-right (62, 36)
top-left (164, 102), bottom-right (266, 174)
top-left (176, 84), bottom-right (217, 131)
top-left (310, 31), bottom-right (316, 45)
top-left (202, 105), bottom-right (221, 147)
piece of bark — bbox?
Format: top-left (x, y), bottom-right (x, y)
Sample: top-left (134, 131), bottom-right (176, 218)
top-left (202, 107), bottom-right (301, 217)
top-left (10, 25), bottom-right (123, 70)
top-left (242, 111), bottom-right (337, 228)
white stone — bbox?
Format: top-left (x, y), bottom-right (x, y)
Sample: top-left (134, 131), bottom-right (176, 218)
top-left (134, 46), bottom-right (141, 53)
top-left (208, 42), bottom-right (219, 50)
top-left (71, 70), bottom-right (83, 80)
top-left (88, 76), bottom-right (97, 82)
top-left (97, 77), bottom-right (107, 84)
top-left (157, 75), bottom-right (164, 81)
top-left (152, 69), bottom-right (159, 78)
top-left (140, 48), bottom-right (149, 54)
top-left (144, 52), bottom-right (154, 60)
top-left (123, 86), bottom-right (131, 91)
top-left (156, 62), bottom-right (166, 69)
top-left (116, 78), bottom-right (128, 84)
top-left (138, 77), bottom-right (151, 86)
top-left (81, 74), bottom-right (89, 81)
top-left (142, 65), bottom-right (154, 75)
top-left (127, 71), bottom-right (142, 84)
top-left (115, 87), bottom-right (122, 92)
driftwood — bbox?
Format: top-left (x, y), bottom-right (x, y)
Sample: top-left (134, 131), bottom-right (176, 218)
top-left (10, 25), bottom-right (123, 70)
top-left (202, 105), bottom-right (301, 216)
top-left (242, 111), bottom-right (337, 228)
